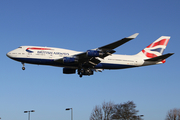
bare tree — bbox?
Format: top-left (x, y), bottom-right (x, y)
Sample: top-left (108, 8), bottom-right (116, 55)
top-left (90, 101), bottom-right (114, 120)
top-left (90, 105), bottom-right (103, 120)
top-left (165, 108), bottom-right (180, 120)
top-left (90, 101), bottom-right (142, 120)
top-left (111, 101), bottom-right (140, 120)
top-left (102, 101), bottom-right (114, 120)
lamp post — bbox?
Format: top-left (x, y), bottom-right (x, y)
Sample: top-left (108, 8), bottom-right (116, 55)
top-left (66, 108), bottom-right (73, 120)
top-left (24, 110), bottom-right (35, 120)
top-left (137, 115), bottom-right (144, 120)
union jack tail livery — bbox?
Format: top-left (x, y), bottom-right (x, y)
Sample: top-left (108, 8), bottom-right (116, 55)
top-left (137, 36), bottom-right (173, 64)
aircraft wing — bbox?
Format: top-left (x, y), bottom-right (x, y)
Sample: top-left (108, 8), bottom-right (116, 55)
top-left (55, 33), bottom-right (139, 67)
top-left (74, 33), bottom-right (139, 58)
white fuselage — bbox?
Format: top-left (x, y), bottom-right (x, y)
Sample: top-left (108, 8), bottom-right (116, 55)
top-left (6, 34), bottom-right (172, 77)
top-left (7, 46), bottom-right (161, 70)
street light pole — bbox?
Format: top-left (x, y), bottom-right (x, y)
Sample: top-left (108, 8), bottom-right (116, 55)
top-left (24, 110), bottom-right (35, 120)
top-left (66, 108), bottom-right (73, 120)
top-left (71, 108), bottom-right (73, 120)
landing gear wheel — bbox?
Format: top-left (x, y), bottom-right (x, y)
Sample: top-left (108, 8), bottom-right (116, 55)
top-left (22, 67), bottom-right (25, 70)
top-left (78, 69), bottom-right (80, 75)
top-left (21, 62), bottom-right (25, 70)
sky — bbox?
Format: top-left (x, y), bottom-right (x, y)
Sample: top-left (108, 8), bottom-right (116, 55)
top-left (0, 0), bottom-right (180, 120)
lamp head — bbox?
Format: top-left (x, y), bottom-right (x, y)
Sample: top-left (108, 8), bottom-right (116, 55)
top-left (31, 110), bottom-right (35, 112)
top-left (66, 108), bottom-right (72, 110)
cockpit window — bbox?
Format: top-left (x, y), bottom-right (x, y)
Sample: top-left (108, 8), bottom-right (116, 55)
top-left (18, 47), bottom-right (22, 48)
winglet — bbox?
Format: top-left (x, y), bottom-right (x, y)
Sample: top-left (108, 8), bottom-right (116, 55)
top-left (127, 33), bottom-right (139, 39)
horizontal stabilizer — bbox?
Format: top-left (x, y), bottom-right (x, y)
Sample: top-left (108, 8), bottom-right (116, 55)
top-left (144, 53), bottom-right (174, 62)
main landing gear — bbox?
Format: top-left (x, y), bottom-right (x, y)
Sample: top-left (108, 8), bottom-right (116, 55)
top-left (78, 68), bottom-right (94, 78)
top-left (78, 69), bottom-right (82, 78)
top-left (22, 62), bottom-right (25, 70)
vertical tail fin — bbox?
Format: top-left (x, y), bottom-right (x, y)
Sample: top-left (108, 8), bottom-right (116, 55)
top-left (137, 36), bottom-right (170, 59)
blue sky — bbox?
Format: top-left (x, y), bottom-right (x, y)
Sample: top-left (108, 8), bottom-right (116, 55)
top-left (1, 0), bottom-right (180, 120)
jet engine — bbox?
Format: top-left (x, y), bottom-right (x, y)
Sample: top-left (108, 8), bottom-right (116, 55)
top-left (63, 68), bottom-right (76, 74)
top-left (86, 50), bottom-right (104, 57)
top-left (63, 57), bottom-right (78, 63)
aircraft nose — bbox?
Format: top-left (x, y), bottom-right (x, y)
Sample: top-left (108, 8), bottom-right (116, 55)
top-left (6, 52), bottom-right (12, 58)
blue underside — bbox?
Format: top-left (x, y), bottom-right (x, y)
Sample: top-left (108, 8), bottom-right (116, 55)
top-left (12, 58), bottom-right (135, 69)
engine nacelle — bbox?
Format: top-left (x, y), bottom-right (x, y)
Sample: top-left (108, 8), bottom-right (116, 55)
top-left (63, 68), bottom-right (76, 74)
top-left (86, 50), bottom-right (104, 57)
top-left (63, 57), bottom-right (78, 63)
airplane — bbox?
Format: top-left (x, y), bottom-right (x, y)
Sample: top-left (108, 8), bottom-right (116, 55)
top-left (6, 33), bottom-right (174, 77)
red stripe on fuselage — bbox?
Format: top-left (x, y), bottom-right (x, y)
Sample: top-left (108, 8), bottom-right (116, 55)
top-left (27, 47), bottom-right (52, 50)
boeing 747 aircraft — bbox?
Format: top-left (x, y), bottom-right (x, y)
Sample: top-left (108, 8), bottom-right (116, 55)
top-left (6, 33), bottom-right (174, 77)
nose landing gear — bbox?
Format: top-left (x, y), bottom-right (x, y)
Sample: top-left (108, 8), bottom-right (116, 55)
top-left (22, 62), bottom-right (25, 70)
